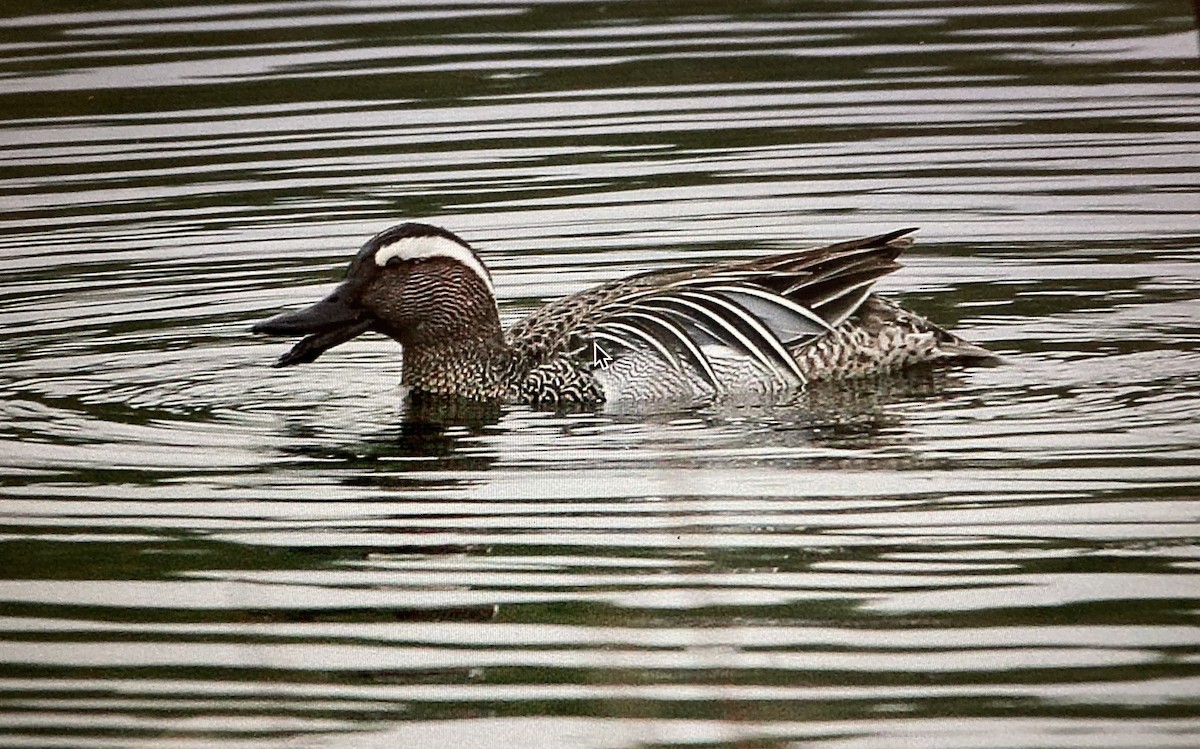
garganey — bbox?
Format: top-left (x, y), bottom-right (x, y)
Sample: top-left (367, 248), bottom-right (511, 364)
top-left (253, 223), bottom-right (994, 405)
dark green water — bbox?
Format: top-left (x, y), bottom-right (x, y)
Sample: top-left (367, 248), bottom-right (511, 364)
top-left (1, 1), bottom-right (1199, 747)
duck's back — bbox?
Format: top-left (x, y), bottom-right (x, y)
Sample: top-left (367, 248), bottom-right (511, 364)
top-left (504, 230), bottom-right (993, 405)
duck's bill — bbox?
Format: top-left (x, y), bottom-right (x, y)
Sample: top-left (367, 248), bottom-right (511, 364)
top-left (251, 291), bottom-right (374, 367)
top-left (267, 318), bottom-right (374, 367)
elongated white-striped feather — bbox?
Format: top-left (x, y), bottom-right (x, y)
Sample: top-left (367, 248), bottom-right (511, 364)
top-left (704, 284), bottom-right (834, 336)
top-left (636, 293), bottom-right (802, 385)
top-left (811, 283), bottom-right (876, 329)
top-left (779, 252), bottom-right (895, 298)
top-left (674, 291), bottom-right (806, 383)
top-left (592, 325), bottom-right (677, 370)
top-left (597, 312), bottom-right (719, 386)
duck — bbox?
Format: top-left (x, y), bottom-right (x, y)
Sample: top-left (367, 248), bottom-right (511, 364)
top-left (252, 222), bottom-right (995, 405)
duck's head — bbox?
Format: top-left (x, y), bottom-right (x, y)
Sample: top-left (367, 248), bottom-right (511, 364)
top-left (252, 222), bottom-right (500, 367)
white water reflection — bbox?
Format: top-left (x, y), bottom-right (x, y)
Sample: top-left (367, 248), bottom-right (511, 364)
top-left (1, 0), bottom-right (1198, 747)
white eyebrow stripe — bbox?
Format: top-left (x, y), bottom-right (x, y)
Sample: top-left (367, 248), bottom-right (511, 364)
top-left (373, 235), bottom-right (495, 297)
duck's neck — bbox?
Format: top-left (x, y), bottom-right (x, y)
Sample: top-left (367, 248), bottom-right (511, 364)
top-left (399, 315), bottom-right (513, 401)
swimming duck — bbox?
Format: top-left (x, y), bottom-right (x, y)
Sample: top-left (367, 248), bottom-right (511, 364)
top-left (252, 222), bottom-right (994, 405)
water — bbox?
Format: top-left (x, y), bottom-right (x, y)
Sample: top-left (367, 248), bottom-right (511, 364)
top-left (2, 1), bottom-right (1199, 747)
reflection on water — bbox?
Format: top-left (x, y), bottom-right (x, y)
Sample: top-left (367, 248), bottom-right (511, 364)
top-left (1, 0), bottom-right (1199, 747)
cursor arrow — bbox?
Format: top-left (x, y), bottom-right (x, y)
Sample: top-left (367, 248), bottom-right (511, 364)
top-left (591, 341), bottom-right (613, 369)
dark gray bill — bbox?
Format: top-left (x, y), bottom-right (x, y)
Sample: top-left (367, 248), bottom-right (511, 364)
top-left (270, 318), bottom-right (373, 367)
top-left (252, 287), bottom-right (373, 366)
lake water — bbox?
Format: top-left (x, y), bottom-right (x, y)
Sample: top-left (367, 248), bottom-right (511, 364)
top-left (2, 1), bottom-right (1199, 747)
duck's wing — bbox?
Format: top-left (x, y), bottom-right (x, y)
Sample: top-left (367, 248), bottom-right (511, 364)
top-left (507, 229), bottom-right (916, 386)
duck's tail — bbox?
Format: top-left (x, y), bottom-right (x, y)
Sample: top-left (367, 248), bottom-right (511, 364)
top-left (792, 295), bottom-right (997, 381)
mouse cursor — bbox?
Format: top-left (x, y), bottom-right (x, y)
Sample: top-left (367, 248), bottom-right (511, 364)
top-left (591, 341), bottom-right (613, 370)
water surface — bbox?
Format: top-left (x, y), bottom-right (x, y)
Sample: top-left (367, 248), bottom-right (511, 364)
top-left (1, 1), bottom-right (1199, 747)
